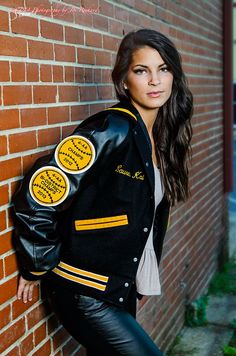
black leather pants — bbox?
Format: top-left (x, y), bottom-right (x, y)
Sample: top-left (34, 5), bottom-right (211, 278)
top-left (46, 283), bottom-right (163, 356)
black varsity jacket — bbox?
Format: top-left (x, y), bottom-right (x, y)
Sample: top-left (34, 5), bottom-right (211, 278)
top-left (13, 100), bottom-right (170, 307)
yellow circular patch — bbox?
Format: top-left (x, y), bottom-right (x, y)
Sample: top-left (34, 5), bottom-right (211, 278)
top-left (29, 166), bottom-right (70, 206)
top-left (55, 135), bottom-right (95, 174)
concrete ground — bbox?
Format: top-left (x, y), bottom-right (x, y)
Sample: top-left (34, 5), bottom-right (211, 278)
top-left (168, 294), bottom-right (236, 356)
top-left (167, 129), bottom-right (236, 356)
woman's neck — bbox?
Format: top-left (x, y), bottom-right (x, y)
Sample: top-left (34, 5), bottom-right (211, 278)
top-left (130, 100), bottom-right (158, 135)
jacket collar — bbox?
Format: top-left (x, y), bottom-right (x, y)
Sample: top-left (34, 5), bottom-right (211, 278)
top-left (106, 100), bottom-right (154, 191)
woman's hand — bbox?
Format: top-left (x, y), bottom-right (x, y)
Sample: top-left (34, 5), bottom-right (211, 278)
top-left (17, 275), bottom-right (40, 303)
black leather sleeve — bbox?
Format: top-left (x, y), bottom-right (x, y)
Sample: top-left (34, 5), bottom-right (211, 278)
top-left (13, 113), bottom-right (130, 280)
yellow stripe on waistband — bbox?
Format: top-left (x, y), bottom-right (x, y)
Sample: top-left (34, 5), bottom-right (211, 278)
top-left (75, 214), bottom-right (128, 231)
top-left (58, 261), bottom-right (109, 283)
top-left (105, 107), bottom-right (137, 121)
top-left (52, 268), bottom-right (107, 291)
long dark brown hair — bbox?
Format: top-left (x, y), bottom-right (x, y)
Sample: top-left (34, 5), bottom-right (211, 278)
top-left (112, 29), bottom-right (193, 206)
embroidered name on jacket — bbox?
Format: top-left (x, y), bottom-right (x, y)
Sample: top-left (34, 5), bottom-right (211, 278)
top-left (115, 165), bottom-right (144, 181)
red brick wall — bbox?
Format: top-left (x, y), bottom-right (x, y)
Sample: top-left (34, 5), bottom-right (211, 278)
top-left (0, 0), bottom-right (225, 354)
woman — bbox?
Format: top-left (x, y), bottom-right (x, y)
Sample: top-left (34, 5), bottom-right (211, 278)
top-left (14, 29), bottom-right (193, 355)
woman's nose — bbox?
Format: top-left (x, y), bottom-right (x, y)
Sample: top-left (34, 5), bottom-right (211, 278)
top-left (148, 72), bottom-right (161, 86)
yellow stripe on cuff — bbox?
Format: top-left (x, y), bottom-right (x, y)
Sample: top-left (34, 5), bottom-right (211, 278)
top-left (30, 271), bottom-right (47, 276)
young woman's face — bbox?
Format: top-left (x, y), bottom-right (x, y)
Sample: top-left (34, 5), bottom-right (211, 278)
top-left (124, 46), bottom-right (174, 116)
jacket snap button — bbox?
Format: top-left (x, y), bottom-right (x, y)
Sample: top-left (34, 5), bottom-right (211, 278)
top-left (124, 282), bottom-right (129, 287)
top-left (119, 297), bottom-right (124, 302)
top-left (133, 257), bottom-right (138, 262)
top-left (145, 162), bottom-right (149, 167)
top-left (143, 227), bottom-right (148, 232)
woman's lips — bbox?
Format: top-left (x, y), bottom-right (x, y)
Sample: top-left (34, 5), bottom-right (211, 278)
top-left (146, 91), bottom-right (163, 98)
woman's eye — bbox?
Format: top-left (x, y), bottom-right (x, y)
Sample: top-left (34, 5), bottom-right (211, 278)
top-left (134, 69), bottom-right (146, 74)
top-left (160, 67), bottom-right (169, 72)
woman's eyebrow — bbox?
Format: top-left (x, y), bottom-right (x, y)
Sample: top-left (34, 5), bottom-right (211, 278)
top-left (132, 63), bottom-right (166, 68)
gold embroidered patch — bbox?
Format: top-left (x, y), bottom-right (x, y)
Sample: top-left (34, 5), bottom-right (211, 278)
top-left (29, 166), bottom-right (70, 206)
top-left (55, 135), bottom-right (95, 174)
top-left (115, 165), bottom-right (144, 181)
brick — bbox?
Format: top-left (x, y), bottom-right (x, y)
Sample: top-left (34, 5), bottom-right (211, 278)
top-left (0, 35), bottom-right (27, 57)
top-left (47, 314), bottom-right (60, 335)
top-left (0, 210), bottom-right (7, 232)
top-left (33, 85), bottom-right (57, 104)
top-left (93, 14), bottom-right (108, 31)
top-left (40, 64), bottom-right (52, 82)
top-left (100, 0), bottom-right (114, 17)
top-left (0, 135), bottom-right (7, 156)
top-left (0, 10), bottom-right (9, 32)
top-left (22, 151), bottom-right (49, 174)
top-left (85, 31), bottom-right (102, 47)
top-left (54, 44), bottom-right (76, 62)
top-left (0, 109), bottom-right (20, 131)
top-left (95, 51), bottom-right (111, 66)
top-left (11, 62), bottom-right (25, 82)
top-left (0, 185), bottom-right (9, 205)
top-left (28, 40), bottom-right (53, 60)
top-left (0, 305), bottom-right (11, 329)
top-left (74, 9), bottom-right (93, 27)
top-left (24, 0), bottom-right (53, 18)
top-left (33, 340), bottom-right (51, 356)
top-left (26, 63), bottom-right (39, 82)
top-left (27, 304), bottom-right (48, 329)
top-left (79, 86), bottom-right (97, 101)
top-left (20, 108), bottom-right (47, 128)
top-left (11, 13), bottom-right (38, 36)
top-left (62, 337), bottom-right (82, 355)
top-left (52, 3), bottom-right (74, 22)
top-left (75, 67), bottom-right (85, 82)
top-left (52, 66), bottom-right (64, 82)
top-left (20, 333), bottom-right (34, 356)
top-left (58, 85), bottom-right (78, 102)
top-left (77, 48), bottom-right (95, 64)
top-left (5, 346), bottom-right (20, 356)
top-left (0, 276), bottom-right (18, 305)
top-left (3, 86), bottom-right (32, 106)
top-left (71, 105), bottom-right (89, 122)
top-left (38, 127), bottom-right (60, 147)
top-left (103, 34), bottom-right (119, 51)
top-left (9, 131), bottom-right (37, 153)
top-left (0, 231), bottom-right (12, 255)
top-left (0, 157), bottom-right (21, 182)
top-left (8, 206), bottom-right (15, 229)
top-left (65, 26), bottom-right (84, 44)
top-left (97, 85), bottom-right (112, 100)
top-left (64, 66), bottom-right (75, 82)
top-left (0, 0), bottom-right (24, 7)
top-left (0, 258), bottom-right (3, 279)
top-left (61, 124), bottom-right (78, 138)
top-left (109, 19), bottom-right (124, 36)
top-left (48, 106), bottom-right (70, 124)
top-left (34, 322), bottom-right (47, 346)
top-left (0, 61), bottom-right (10, 81)
top-left (53, 326), bottom-right (70, 351)
top-left (12, 288), bottom-right (39, 320)
top-left (4, 252), bottom-right (17, 276)
top-left (40, 20), bottom-right (63, 41)
top-left (0, 318), bottom-right (25, 354)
